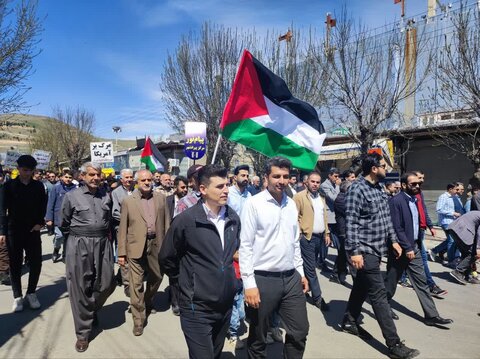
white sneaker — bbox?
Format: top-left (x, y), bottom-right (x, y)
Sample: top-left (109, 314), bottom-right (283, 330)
top-left (12, 297), bottom-right (24, 312)
top-left (25, 293), bottom-right (41, 309)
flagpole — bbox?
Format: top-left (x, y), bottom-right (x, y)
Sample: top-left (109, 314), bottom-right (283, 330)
top-left (211, 134), bottom-right (222, 164)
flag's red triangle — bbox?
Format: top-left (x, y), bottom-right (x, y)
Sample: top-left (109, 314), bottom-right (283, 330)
top-left (220, 50), bottom-right (268, 129)
top-left (141, 137), bottom-right (153, 157)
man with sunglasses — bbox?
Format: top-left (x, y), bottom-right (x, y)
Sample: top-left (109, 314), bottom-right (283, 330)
top-left (385, 172), bottom-right (453, 327)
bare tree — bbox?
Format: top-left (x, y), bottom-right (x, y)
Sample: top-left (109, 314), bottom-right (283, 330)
top-left (29, 117), bottom-right (63, 169)
top-left (428, 2), bottom-right (480, 185)
top-left (323, 10), bottom-right (433, 158)
top-left (161, 22), bottom-right (328, 169)
top-left (31, 106), bottom-right (95, 170)
top-left (0, 0), bottom-right (42, 113)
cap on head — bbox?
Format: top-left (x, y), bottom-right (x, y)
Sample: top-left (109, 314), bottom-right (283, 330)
top-left (186, 164), bottom-right (203, 180)
top-left (17, 155), bottom-right (37, 169)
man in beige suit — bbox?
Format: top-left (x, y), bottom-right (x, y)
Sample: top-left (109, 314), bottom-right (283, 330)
top-left (293, 171), bottom-right (331, 311)
top-left (118, 169), bottom-right (170, 336)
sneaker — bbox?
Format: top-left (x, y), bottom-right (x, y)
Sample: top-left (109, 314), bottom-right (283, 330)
top-left (0, 272), bottom-right (11, 286)
top-left (429, 285), bottom-right (447, 298)
top-left (467, 276), bottom-right (480, 284)
top-left (450, 270), bottom-right (468, 285)
top-left (269, 327), bottom-right (283, 342)
top-left (341, 317), bottom-right (373, 340)
top-left (12, 297), bottom-right (24, 312)
top-left (388, 341), bottom-right (420, 359)
top-left (397, 279), bottom-right (413, 289)
top-left (426, 250), bottom-right (435, 262)
top-left (52, 248), bottom-right (61, 263)
top-left (25, 293), bottom-right (41, 309)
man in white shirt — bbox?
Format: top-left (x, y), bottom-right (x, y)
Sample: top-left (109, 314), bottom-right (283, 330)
top-left (240, 156), bottom-right (309, 358)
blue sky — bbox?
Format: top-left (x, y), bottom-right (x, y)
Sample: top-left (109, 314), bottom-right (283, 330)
top-left (24, 0), bottom-right (428, 140)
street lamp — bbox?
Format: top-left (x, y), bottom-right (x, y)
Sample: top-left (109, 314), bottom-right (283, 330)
top-left (112, 126), bottom-right (121, 152)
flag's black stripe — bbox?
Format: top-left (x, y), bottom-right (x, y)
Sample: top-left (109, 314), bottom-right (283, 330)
top-left (149, 139), bottom-right (169, 169)
top-left (252, 56), bottom-right (325, 134)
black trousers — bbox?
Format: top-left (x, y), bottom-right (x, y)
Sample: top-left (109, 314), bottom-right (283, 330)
top-left (247, 271), bottom-right (309, 359)
top-left (169, 277), bottom-right (180, 308)
top-left (345, 253), bottom-right (400, 348)
top-left (333, 232), bottom-right (348, 280)
top-left (180, 307), bottom-right (232, 359)
top-left (7, 227), bottom-right (42, 298)
top-left (385, 244), bottom-right (438, 319)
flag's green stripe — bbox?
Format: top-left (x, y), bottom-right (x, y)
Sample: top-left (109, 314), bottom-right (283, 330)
top-left (222, 118), bottom-right (319, 170)
top-left (140, 156), bottom-right (156, 171)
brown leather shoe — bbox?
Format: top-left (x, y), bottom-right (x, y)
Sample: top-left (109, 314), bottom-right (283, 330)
top-left (75, 339), bottom-right (89, 352)
top-left (133, 325), bottom-right (144, 336)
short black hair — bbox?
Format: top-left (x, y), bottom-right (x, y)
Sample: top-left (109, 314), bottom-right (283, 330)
top-left (385, 181), bottom-right (396, 188)
top-left (361, 153), bottom-right (383, 176)
top-left (307, 171), bottom-right (321, 179)
top-left (412, 170), bottom-right (424, 176)
top-left (234, 164), bottom-right (250, 175)
top-left (264, 156), bottom-right (291, 176)
top-left (328, 167), bottom-right (340, 175)
top-left (400, 172), bottom-right (417, 186)
top-left (198, 165), bottom-right (228, 186)
top-left (446, 182), bottom-right (456, 191)
top-left (342, 169), bottom-right (355, 179)
top-left (174, 175), bottom-right (188, 187)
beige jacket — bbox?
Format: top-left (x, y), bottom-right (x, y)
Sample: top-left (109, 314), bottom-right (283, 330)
top-left (118, 190), bottom-right (170, 259)
top-left (293, 189), bottom-right (329, 240)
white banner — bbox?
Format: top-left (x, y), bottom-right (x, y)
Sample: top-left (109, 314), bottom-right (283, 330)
top-left (32, 149), bottom-right (52, 170)
top-left (90, 142), bottom-right (114, 163)
top-left (4, 150), bottom-right (23, 167)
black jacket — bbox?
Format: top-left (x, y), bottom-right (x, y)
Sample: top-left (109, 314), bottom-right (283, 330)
top-left (389, 192), bottom-right (419, 253)
top-left (334, 192), bottom-right (347, 238)
top-left (159, 201), bottom-right (241, 312)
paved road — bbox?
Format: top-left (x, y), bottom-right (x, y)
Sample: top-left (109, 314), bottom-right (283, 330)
top-left (0, 232), bottom-right (479, 359)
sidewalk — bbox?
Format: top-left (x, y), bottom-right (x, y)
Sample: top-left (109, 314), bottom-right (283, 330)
top-left (0, 232), bottom-right (478, 358)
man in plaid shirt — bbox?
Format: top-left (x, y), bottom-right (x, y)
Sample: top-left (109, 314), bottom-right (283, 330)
top-left (341, 153), bottom-right (420, 359)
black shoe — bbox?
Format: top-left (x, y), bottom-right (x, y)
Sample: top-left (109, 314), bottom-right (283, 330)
top-left (388, 341), bottom-right (420, 359)
top-left (172, 305), bottom-right (180, 316)
top-left (329, 275), bottom-right (341, 284)
top-left (146, 304), bottom-right (157, 315)
top-left (75, 339), bottom-right (89, 353)
top-left (315, 298), bottom-right (330, 312)
top-left (341, 318), bottom-right (373, 340)
top-left (424, 316), bottom-right (453, 326)
top-left (52, 249), bottom-right (60, 263)
top-left (391, 309), bottom-right (399, 320)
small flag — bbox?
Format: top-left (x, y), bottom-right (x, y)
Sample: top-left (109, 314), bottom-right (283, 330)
top-left (140, 137), bottom-right (167, 172)
top-left (220, 50), bottom-right (326, 171)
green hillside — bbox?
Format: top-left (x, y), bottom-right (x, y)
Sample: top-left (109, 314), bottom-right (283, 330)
top-left (0, 114), bottom-right (135, 154)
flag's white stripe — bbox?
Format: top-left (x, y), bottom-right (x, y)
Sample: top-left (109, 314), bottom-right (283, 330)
top-left (249, 97), bottom-right (326, 154)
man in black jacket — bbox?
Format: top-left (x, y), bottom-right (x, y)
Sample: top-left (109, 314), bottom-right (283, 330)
top-left (159, 165), bottom-right (241, 359)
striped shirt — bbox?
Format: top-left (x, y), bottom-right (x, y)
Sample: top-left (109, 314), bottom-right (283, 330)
top-left (345, 177), bottom-right (398, 257)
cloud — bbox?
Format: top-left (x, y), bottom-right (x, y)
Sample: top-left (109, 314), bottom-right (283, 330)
top-left (96, 50), bottom-right (163, 102)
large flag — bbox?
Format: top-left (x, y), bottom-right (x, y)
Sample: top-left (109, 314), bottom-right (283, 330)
top-left (220, 50), bottom-right (326, 171)
top-left (140, 137), bottom-right (167, 172)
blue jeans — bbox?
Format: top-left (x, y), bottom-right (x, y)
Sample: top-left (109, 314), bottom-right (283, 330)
top-left (228, 285), bottom-right (245, 338)
top-left (432, 225), bottom-right (458, 263)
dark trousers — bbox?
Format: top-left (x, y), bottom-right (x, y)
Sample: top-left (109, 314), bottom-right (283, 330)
top-left (7, 228), bottom-right (42, 298)
top-left (385, 244), bottom-right (439, 319)
top-left (66, 235), bottom-right (115, 340)
top-left (170, 277), bottom-right (179, 308)
top-left (333, 233), bottom-right (348, 280)
top-left (180, 308), bottom-right (232, 359)
top-left (128, 238), bottom-right (163, 327)
top-left (0, 237), bottom-right (9, 272)
top-left (345, 253), bottom-right (400, 347)
top-left (450, 231), bottom-right (477, 275)
top-left (247, 271), bottom-right (309, 359)
top-left (300, 233), bottom-right (323, 302)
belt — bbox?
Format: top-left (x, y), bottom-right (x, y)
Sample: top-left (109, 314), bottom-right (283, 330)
top-left (254, 269), bottom-right (295, 278)
top-left (146, 233), bottom-right (156, 240)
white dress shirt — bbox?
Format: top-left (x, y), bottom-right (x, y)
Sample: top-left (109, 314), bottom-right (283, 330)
top-left (310, 193), bottom-right (326, 234)
top-left (202, 203), bottom-right (226, 249)
top-left (239, 189), bottom-right (304, 289)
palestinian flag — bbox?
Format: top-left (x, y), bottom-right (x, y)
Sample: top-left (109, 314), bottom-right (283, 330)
top-left (140, 137), bottom-right (167, 172)
top-left (220, 50), bottom-right (326, 171)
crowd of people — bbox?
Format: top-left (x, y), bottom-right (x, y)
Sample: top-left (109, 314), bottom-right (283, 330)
top-left (0, 152), bottom-right (479, 359)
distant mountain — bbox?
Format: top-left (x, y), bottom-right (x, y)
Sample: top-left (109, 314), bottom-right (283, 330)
top-left (0, 114), bottom-right (135, 154)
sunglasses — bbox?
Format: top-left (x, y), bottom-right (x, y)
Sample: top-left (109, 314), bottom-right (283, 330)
top-left (408, 182), bottom-right (421, 187)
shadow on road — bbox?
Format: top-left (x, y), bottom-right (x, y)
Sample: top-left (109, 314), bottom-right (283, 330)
top-left (0, 277), bottom-right (67, 348)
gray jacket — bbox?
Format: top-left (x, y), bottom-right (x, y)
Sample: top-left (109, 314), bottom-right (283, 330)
top-left (320, 179), bottom-right (339, 224)
top-left (448, 210), bottom-right (480, 248)
top-left (111, 185), bottom-right (132, 224)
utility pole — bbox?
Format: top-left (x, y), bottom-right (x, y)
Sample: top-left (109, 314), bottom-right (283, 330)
top-left (404, 20), bottom-right (417, 125)
top-left (394, 0), bottom-right (406, 17)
